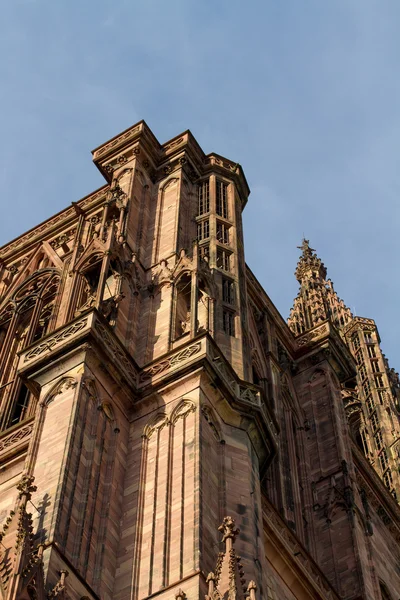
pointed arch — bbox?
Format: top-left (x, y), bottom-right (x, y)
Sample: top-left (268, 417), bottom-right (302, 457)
top-left (143, 411), bottom-right (168, 439)
top-left (0, 268), bottom-right (62, 431)
top-left (42, 377), bottom-right (78, 407)
top-left (170, 399), bottom-right (197, 424)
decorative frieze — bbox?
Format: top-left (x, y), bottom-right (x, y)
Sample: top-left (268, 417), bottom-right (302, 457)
top-left (139, 341), bottom-right (203, 383)
top-left (22, 316), bottom-right (90, 363)
top-left (0, 420), bottom-right (34, 457)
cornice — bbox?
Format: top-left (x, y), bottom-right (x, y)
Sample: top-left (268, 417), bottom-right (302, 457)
top-left (0, 185), bottom-right (108, 261)
top-left (92, 120), bottom-right (250, 205)
top-left (343, 316), bottom-right (381, 343)
top-left (294, 320), bottom-right (356, 382)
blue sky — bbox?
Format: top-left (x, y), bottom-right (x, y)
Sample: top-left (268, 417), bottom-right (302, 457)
top-left (1, 1), bottom-right (399, 367)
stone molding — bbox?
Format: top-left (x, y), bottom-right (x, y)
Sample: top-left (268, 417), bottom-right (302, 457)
top-left (0, 188), bottom-right (107, 260)
top-left (18, 310), bottom-right (139, 393)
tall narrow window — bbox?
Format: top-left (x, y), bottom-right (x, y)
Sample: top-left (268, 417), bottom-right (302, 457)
top-left (216, 181), bottom-right (228, 219)
top-left (217, 248), bottom-right (231, 272)
top-left (364, 331), bottom-right (374, 344)
top-left (374, 429), bottom-right (383, 451)
top-left (360, 429), bottom-right (369, 456)
top-left (384, 469), bottom-right (393, 489)
top-left (359, 364), bottom-right (367, 381)
top-left (216, 222), bottom-right (229, 244)
top-left (379, 449), bottom-right (389, 472)
top-left (375, 374), bottom-right (385, 388)
top-left (366, 395), bottom-right (375, 413)
top-left (199, 245), bottom-right (210, 261)
top-left (371, 360), bottom-right (380, 373)
top-left (0, 270), bottom-right (59, 432)
top-left (198, 180), bottom-right (210, 215)
top-left (363, 379), bottom-right (371, 397)
top-left (367, 345), bottom-right (377, 358)
top-left (356, 350), bottom-right (364, 366)
top-left (352, 331), bottom-right (360, 351)
top-left (223, 310), bottom-right (235, 336)
top-left (197, 220), bottom-right (209, 241)
top-left (378, 389), bottom-right (386, 404)
top-left (222, 279), bottom-right (235, 304)
top-left (370, 411), bottom-right (379, 432)
top-left (10, 383), bottom-right (31, 426)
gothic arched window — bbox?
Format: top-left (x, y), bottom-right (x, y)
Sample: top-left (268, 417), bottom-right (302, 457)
top-left (0, 269), bottom-right (60, 431)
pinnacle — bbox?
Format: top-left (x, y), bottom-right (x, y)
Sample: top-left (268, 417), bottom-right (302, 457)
top-left (289, 239), bottom-right (352, 335)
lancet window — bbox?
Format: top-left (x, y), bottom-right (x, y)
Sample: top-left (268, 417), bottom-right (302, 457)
top-left (197, 180), bottom-right (210, 215)
top-left (0, 269), bottom-right (60, 431)
top-left (216, 222), bottom-right (230, 245)
top-left (222, 309), bottom-right (235, 336)
top-left (352, 332), bottom-right (360, 351)
top-left (222, 278), bottom-right (235, 304)
top-left (197, 220), bottom-right (210, 241)
top-left (217, 248), bottom-right (231, 272)
top-left (216, 180), bottom-right (228, 219)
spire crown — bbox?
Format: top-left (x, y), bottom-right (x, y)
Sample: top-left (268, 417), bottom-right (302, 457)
top-left (289, 239), bottom-right (352, 336)
top-left (295, 238), bottom-right (327, 282)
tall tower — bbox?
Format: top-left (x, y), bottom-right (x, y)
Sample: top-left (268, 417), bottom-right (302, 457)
top-left (1, 127), bottom-right (400, 600)
top-left (0, 122), bottom-right (275, 600)
top-left (289, 240), bottom-right (400, 501)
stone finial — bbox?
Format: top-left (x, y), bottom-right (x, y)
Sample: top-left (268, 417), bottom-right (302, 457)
top-left (297, 238), bottom-right (314, 256)
top-left (175, 588), bottom-right (186, 600)
top-left (16, 474), bottom-right (37, 501)
top-left (218, 516), bottom-right (240, 545)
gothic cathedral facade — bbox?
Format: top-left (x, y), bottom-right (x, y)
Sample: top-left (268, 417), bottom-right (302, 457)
top-left (0, 122), bottom-right (399, 600)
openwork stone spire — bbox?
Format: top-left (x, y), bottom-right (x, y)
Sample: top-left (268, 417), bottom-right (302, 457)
top-left (205, 517), bottom-right (257, 600)
top-left (288, 239), bottom-right (352, 336)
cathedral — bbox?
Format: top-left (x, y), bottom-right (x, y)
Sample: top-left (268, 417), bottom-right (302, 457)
top-left (0, 121), bottom-right (399, 600)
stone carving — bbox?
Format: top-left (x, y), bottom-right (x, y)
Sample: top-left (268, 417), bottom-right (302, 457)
top-left (16, 473), bottom-right (37, 500)
top-left (94, 319), bottom-right (138, 382)
top-left (23, 317), bottom-right (89, 362)
top-left (238, 385), bottom-right (260, 406)
top-left (47, 570), bottom-right (68, 599)
top-left (44, 377), bottom-right (78, 406)
top-left (0, 422), bottom-right (34, 454)
top-left (49, 228), bottom-right (76, 251)
top-left (140, 342), bottom-right (202, 382)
